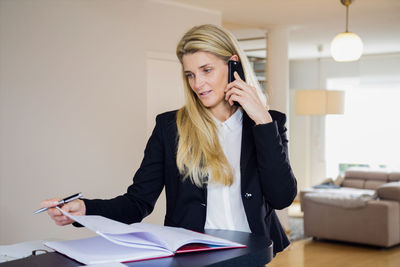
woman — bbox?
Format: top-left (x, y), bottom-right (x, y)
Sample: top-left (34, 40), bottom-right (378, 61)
top-left (40, 24), bottom-right (297, 254)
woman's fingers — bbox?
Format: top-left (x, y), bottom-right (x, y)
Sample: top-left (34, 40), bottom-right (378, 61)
top-left (233, 71), bottom-right (244, 82)
top-left (40, 198), bottom-right (61, 209)
top-left (225, 73), bottom-right (249, 92)
top-left (224, 73), bottom-right (272, 124)
top-left (228, 94), bottom-right (241, 106)
top-left (61, 200), bottom-right (85, 216)
top-left (47, 207), bottom-right (70, 226)
top-left (42, 198), bottom-right (63, 220)
top-left (54, 215), bottom-right (73, 226)
top-left (225, 86), bottom-right (246, 105)
top-left (225, 78), bottom-right (258, 107)
top-left (225, 74), bottom-right (258, 105)
top-left (41, 198), bottom-right (86, 226)
top-left (47, 207), bottom-right (62, 217)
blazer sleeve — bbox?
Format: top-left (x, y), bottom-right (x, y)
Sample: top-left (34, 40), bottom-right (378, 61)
top-left (81, 114), bottom-right (166, 224)
top-left (252, 110), bottom-right (297, 209)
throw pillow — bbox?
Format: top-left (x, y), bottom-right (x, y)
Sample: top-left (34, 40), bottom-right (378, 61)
top-left (377, 182), bottom-right (400, 201)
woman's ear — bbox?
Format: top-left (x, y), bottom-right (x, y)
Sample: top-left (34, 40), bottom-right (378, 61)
top-left (229, 55), bottom-right (239, 61)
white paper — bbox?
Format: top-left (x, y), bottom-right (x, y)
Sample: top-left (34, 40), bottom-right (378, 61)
top-left (56, 208), bottom-right (243, 252)
top-left (128, 223), bottom-right (244, 251)
top-left (46, 208), bottom-right (246, 265)
top-left (0, 240), bottom-right (55, 263)
top-left (45, 236), bottom-right (171, 265)
top-left (56, 208), bottom-right (167, 249)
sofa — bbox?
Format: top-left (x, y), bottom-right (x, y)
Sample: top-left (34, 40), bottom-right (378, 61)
top-left (300, 168), bottom-right (400, 247)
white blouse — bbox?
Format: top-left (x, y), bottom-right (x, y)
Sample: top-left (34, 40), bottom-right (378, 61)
top-left (205, 108), bottom-right (251, 233)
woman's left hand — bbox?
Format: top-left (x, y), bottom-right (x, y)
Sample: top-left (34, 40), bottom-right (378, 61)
top-left (225, 72), bottom-right (272, 125)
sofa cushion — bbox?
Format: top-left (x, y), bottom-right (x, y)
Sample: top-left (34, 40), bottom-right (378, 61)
top-left (377, 182), bottom-right (400, 201)
top-left (389, 172), bottom-right (400, 182)
top-left (365, 180), bottom-right (387, 190)
top-left (345, 169), bottom-right (388, 181)
top-left (342, 179), bottom-right (365, 189)
top-left (304, 188), bottom-right (376, 208)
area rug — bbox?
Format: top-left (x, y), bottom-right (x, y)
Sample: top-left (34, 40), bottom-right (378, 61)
top-left (288, 216), bottom-right (305, 241)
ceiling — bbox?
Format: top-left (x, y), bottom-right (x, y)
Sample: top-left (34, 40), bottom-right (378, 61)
top-left (170, 0), bottom-right (400, 59)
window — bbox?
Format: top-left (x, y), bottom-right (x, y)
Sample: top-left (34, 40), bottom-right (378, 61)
top-left (325, 76), bottom-right (400, 178)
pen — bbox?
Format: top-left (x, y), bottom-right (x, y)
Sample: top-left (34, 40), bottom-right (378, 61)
top-left (33, 192), bottom-right (82, 214)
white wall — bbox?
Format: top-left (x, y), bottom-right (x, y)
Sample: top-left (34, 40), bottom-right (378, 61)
top-left (289, 53), bottom-right (400, 190)
top-left (0, 0), bottom-right (220, 245)
top-left (143, 51), bottom-right (184, 224)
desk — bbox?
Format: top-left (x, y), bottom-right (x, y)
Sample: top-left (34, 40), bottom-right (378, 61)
top-left (1, 230), bottom-right (273, 266)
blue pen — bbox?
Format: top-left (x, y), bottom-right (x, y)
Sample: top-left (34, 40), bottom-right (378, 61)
top-left (33, 193), bottom-right (82, 214)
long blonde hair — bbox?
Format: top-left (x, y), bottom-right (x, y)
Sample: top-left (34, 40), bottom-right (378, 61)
top-left (175, 24), bottom-right (267, 187)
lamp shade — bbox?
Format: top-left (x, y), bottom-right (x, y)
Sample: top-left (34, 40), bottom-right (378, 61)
top-left (295, 90), bottom-right (345, 115)
top-left (295, 90), bottom-right (327, 115)
top-left (326, 90), bottom-right (345, 114)
top-left (330, 32), bottom-right (363, 62)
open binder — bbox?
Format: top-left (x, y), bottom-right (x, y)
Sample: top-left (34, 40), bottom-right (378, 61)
top-left (44, 208), bottom-right (246, 265)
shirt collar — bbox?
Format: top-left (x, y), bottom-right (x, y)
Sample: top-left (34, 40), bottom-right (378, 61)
top-left (212, 107), bottom-right (243, 132)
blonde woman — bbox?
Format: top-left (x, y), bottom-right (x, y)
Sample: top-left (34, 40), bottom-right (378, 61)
top-left (40, 24), bottom-right (297, 255)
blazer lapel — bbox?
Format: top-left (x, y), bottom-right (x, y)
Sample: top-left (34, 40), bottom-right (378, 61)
top-left (240, 112), bottom-right (255, 180)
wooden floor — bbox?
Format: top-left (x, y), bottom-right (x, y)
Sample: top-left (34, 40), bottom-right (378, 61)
top-left (268, 238), bottom-right (400, 267)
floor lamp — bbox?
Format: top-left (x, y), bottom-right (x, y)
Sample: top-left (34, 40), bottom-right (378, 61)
top-left (294, 89), bottom-right (345, 190)
top-left (295, 89), bottom-right (345, 115)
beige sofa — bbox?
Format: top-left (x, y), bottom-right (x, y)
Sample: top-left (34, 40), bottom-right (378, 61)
top-left (300, 169), bottom-right (400, 247)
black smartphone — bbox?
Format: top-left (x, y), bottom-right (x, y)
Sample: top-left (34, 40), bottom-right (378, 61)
top-left (228, 60), bottom-right (245, 106)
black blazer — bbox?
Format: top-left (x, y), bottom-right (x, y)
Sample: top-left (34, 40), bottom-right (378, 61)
top-left (82, 110), bottom-right (297, 254)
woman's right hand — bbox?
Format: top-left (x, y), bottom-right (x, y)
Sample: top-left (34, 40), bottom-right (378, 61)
top-left (40, 198), bottom-right (86, 226)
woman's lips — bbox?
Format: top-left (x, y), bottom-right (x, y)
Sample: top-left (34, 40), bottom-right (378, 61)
top-left (199, 90), bottom-right (212, 97)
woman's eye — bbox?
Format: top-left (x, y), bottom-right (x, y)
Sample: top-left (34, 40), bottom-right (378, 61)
top-left (204, 68), bottom-right (212, 73)
top-left (186, 73), bottom-right (194, 79)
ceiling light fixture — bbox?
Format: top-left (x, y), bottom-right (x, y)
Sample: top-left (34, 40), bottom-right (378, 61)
top-left (330, 0), bottom-right (363, 62)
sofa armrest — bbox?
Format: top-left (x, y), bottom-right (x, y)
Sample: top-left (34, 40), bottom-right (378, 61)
top-left (299, 188), bottom-right (314, 211)
top-left (303, 199), bottom-right (400, 247)
top-left (377, 182), bottom-right (400, 202)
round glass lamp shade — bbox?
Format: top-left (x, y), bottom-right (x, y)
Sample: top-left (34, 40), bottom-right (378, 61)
top-left (330, 32), bottom-right (363, 62)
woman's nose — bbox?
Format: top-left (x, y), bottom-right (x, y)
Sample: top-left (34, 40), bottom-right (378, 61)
top-left (194, 75), bottom-right (205, 90)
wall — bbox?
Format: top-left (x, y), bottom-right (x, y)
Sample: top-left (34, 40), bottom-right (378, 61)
top-left (289, 53), bottom-right (400, 191)
top-left (0, 0), bottom-right (220, 245)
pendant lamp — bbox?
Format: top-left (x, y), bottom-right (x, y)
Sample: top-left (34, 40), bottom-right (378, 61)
top-left (330, 0), bottom-right (363, 62)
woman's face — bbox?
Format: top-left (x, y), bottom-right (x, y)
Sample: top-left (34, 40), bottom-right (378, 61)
top-left (182, 52), bottom-right (229, 111)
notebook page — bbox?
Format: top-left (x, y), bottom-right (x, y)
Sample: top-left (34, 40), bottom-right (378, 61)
top-left (56, 208), bottom-right (243, 252)
top-left (132, 223), bottom-right (245, 252)
top-left (45, 236), bottom-right (171, 265)
top-left (56, 208), bottom-right (166, 249)
top-left (56, 208), bottom-right (132, 234)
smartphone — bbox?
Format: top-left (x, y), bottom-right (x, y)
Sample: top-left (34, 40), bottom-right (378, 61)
top-left (228, 60), bottom-right (245, 106)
